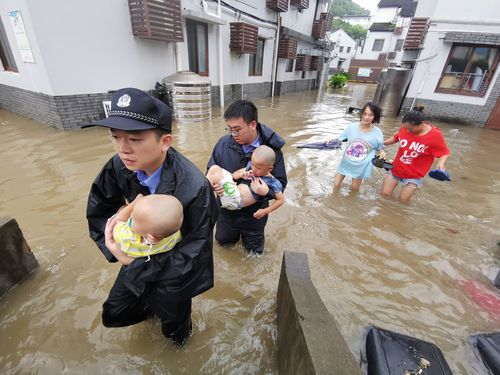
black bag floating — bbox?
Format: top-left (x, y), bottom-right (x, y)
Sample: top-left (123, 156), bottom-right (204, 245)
top-left (470, 332), bottom-right (500, 375)
top-left (494, 270), bottom-right (500, 289)
top-left (366, 326), bottom-right (453, 375)
top-left (296, 138), bottom-right (344, 150)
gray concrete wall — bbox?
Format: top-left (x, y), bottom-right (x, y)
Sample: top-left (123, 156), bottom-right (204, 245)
top-left (0, 83), bottom-right (110, 130)
top-left (1, 79), bottom-right (316, 129)
top-left (277, 251), bottom-right (362, 375)
top-left (277, 79), bottom-right (316, 95)
top-left (211, 80), bottom-right (317, 106)
top-left (0, 217), bottom-right (39, 299)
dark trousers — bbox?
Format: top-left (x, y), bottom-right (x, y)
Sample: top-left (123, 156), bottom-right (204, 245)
top-left (102, 267), bottom-right (192, 345)
top-left (215, 209), bottom-right (268, 253)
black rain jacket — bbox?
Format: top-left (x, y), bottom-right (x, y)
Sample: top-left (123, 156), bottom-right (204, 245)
top-left (207, 122), bottom-right (287, 214)
top-left (87, 147), bottom-right (218, 300)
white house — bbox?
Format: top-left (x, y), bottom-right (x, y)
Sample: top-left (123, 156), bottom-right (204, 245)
top-left (358, 0), bottom-right (416, 65)
top-left (327, 29), bottom-right (357, 72)
top-left (340, 15), bottom-right (372, 29)
top-left (400, 0), bottom-right (500, 128)
top-left (0, 0), bottom-right (333, 129)
top-left (348, 0), bottom-right (417, 83)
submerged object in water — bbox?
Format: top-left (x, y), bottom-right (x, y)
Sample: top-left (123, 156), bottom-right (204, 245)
top-left (470, 332), bottom-right (500, 375)
top-left (365, 326), bottom-right (453, 375)
top-left (296, 138), bottom-right (344, 150)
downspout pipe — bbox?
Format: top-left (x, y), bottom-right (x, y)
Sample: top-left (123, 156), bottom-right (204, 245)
top-left (271, 16), bottom-right (281, 97)
top-left (175, 42), bottom-right (182, 72)
top-left (217, 0), bottom-right (224, 107)
top-left (202, 0), bottom-right (224, 107)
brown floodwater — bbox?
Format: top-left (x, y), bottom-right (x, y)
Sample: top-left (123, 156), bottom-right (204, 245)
top-left (0, 84), bottom-right (499, 374)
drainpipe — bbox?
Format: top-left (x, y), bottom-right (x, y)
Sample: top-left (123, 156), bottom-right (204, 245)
top-left (175, 42), bottom-right (183, 72)
top-left (217, 1), bottom-right (224, 107)
top-left (202, 0), bottom-right (224, 107)
top-left (271, 16), bottom-right (281, 97)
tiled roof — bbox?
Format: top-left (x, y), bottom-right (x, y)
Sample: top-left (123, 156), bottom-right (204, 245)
top-left (369, 22), bottom-right (396, 32)
top-left (400, 0), bottom-right (417, 17)
top-left (377, 0), bottom-right (403, 8)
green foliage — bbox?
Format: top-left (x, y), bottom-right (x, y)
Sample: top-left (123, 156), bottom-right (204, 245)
top-left (472, 59), bottom-right (489, 72)
top-left (330, 0), bottom-right (370, 17)
top-left (337, 71), bottom-right (351, 80)
top-left (331, 19), bottom-right (367, 42)
top-left (328, 73), bottom-right (348, 88)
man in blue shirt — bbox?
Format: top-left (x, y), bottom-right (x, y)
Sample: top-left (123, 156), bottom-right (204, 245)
top-left (207, 100), bottom-right (287, 254)
top-left (84, 87), bottom-right (217, 345)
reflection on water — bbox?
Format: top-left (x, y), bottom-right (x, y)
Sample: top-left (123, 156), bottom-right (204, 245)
top-left (1, 84), bottom-right (499, 374)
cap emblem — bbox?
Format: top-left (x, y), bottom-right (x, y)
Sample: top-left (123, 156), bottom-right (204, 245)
top-left (116, 94), bottom-right (131, 108)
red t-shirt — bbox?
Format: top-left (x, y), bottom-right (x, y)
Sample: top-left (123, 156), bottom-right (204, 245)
top-left (391, 125), bottom-right (450, 179)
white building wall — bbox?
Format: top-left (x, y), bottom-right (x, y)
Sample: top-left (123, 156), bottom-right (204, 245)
top-left (406, 0), bottom-right (500, 105)
top-left (0, 0), bottom-right (326, 97)
top-left (328, 30), bottom-right (357, 71)
top-left (372, 7), bottom-right (398, 23)
top-left (0, 0), bottom-right (53, 94)
top-left (361, 31), bottom-right (393, 60)
top-left (340, 16), bottom-right (372, 29)
top-left (1, 0), bottom-right (179, 96)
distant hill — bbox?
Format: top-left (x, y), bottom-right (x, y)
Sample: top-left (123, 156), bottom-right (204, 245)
top-left (331, 0), bottom-right (370, 17)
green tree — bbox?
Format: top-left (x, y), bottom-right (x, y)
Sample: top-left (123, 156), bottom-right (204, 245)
top-left (331, 19), bottom-right (367, 42)
top-left (330, 0), bottom-right (370, 17)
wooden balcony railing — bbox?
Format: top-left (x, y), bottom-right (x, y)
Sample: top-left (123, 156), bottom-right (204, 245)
top-left (278, 36), bottom-right (298, 59)
top-left (229, 22), bottom-right (258, 54)
top-left (128, 0), bottom-right (183, 42)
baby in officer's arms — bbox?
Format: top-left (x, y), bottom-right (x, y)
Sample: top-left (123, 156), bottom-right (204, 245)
top-left (110, 194), bottom-right (183, 264)
top-left (206, 145), bottom-right (284, 220)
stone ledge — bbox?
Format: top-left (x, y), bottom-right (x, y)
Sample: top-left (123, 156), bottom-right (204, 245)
top-left (277, 251), bottom-right (362, 375)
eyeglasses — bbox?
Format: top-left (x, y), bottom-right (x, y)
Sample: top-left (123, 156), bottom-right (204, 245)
top-left (225, 126), bottom-right (242, 136)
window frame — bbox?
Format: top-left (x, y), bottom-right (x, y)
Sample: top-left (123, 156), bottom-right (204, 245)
top-left (249, 37), bottom-right (265, 76)
top-left (186, 19), bottom-right (209, 76)
top-left (285, 58), bottom-right (294, 72)
top-left (394, 39), bottom-right (404, 52)
top-left (372, 39), bottom-right (384, 52)
top-left (435, 43), bottom-right (500, 97)
top-left (0, 16), bottom-right (18, 72)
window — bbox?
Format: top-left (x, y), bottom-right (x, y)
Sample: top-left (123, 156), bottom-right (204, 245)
top-left (249, 38), bottom-right (265, 76)
top-left (347, 46), bottom-right (351, 53)
top-left (339, 46), bottom-right (344, 52)
top-left (372, 39), bottom-right (384, 51)
top-left (186, 19), bottom-right (208, 76)
top-left (0, 16), bottom-right (17, 72)
top-left (394, 39), bottom-right (404, 52)
top-left (286, 58), bottom-right (294, 72)
top-left (436, 44), bottom-right (499, 96)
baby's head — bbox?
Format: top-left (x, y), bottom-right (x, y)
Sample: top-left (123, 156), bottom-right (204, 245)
top-left (131, 195), bottom-right (183, 243)
top-left (250, 145), bottom-right (275, 177)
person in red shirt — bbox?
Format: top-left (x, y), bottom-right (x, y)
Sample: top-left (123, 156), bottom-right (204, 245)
top-left (381, 106), bottom-right (450, 203)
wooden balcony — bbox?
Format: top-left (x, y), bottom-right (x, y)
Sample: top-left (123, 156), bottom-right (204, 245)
top-left (278, 36), bottom-right (298, 59)
top-left (229, 22), bottom-right (258, 54)
top-left (290, 0), bottom-right (309, 10)
top-left (128, 0), bottom-right (183, 42)
top-left (320, 12), bottom-right (333, 31)
top-left (403, 18), bottom-right (429, 50)
top-left (310, 56), bottom-right (323, 71)
top-left (312, 19), bottom-right (327, 39)
top-left (295, 54), bottom-right (312, 71)
top-left (266, 0), bottom-right (288, 12)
